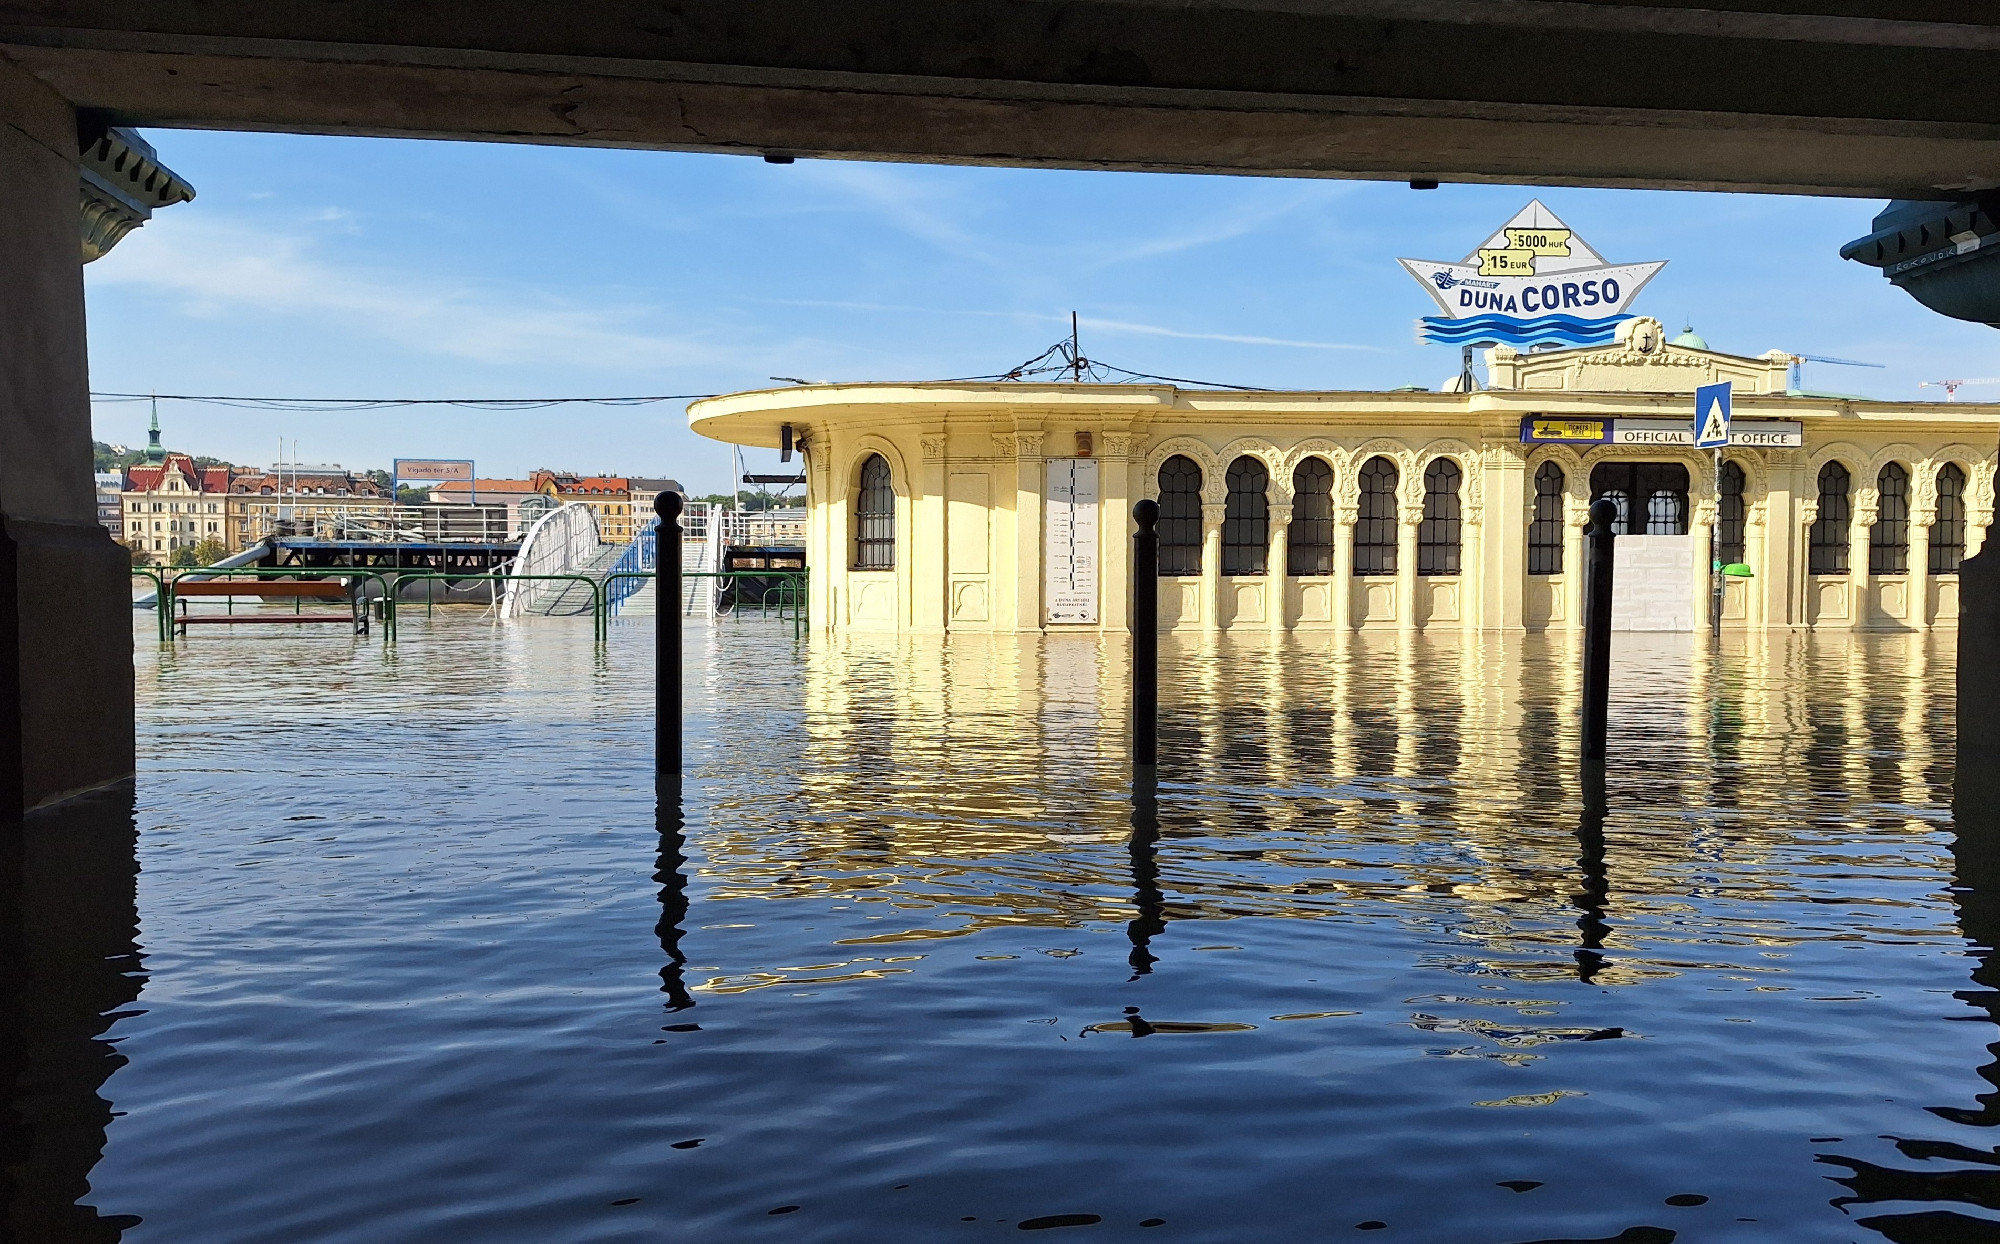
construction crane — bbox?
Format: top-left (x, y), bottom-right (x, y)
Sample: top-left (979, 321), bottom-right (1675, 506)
top-left (1786, 353), bottom-right (1884, 392)
top-left (1920, 378), bottom-right (2000, 401)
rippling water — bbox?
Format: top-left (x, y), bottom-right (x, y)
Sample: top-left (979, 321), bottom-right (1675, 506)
top-left (7, 612), bottom-right (1999, 1241)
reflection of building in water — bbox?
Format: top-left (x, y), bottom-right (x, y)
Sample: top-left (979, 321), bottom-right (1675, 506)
top-left (692, 631), bottom-right (1952, 995)
top-left (689, 318), bottom-right (1997, 635)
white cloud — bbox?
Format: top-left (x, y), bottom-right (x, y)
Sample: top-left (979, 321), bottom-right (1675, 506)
top-left (87, 214), bottom-right (739, 374)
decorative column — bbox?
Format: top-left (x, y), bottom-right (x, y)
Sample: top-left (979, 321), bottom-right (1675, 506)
top-left (1011, 427), bottom-right (1046, 632)
top-left (1762, 451), bottom-right (1806, 630)
top-left (1396, 513), bottom-right (1420, 633)
top-left (1200, 501), bottom-right (1225, 634)
top-left (915, 431), bottom-right (948, 633)
top-left (1970, 462), bottom-right (1996, 559)
top-left (1691, 494), bottom-right (1717, 634)
top-left (1101, 430), bottom-right (1136, 634)
top-left (1266, 502), bottom-right (1292, 633)
top-left (1850, 493), bottom-right (1876, 632)
top-left (1333, 502), bottom-right (1357, 631)
top-left (1911, 501), bottom-right (1934, 630)
top-left (1796, 498), bottom-right (1819, 629)
top-left (1563, 493), bottom-right (1588, 632)
top-left (1744, 500), bottom-right (1769, 629)
top-left (1480, 443), bottom-right (1526, 632)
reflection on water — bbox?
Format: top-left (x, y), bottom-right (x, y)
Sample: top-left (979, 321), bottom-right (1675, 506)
top-left (10, 617), bottom-right (2000, 1239)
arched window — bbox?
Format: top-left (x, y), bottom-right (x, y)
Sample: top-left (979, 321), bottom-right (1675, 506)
top-left (1810, 462), bottom-right (1851, 575)
top-left (1870, 462), bottom-right (1910, 575)
top-left (853, 453), bottom-right (895, 569)
top-left (1157, 455), bottom-right (1203, 577)
top-left (1716, 460), bottom-right (1747, 566)
top-left (1287, 457), bottom-right (1335, 575)
top-left (1418, 459), bottom-right (1462, 576)
top-left (1933, 463), bottom-right (1968, 574)
top-left (1527, 461), bottom-right (1565, 575)
top-left (1354, 456), bottom-right (1399, 576)
top-left (1221, 456), bottom-right (1269, 576)
top-left (1589, 463), bottom-right (1689, 535)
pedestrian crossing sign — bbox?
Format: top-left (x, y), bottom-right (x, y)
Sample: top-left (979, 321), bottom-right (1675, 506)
top-left (1694, 381), bottom-right (1732, 448)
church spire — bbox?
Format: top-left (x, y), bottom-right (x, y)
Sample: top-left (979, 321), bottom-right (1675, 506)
top-left (143, 397), bottom-right (166, 464)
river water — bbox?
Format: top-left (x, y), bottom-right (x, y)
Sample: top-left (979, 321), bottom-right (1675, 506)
top-left (5, 614), bottom-right (1995, 1242)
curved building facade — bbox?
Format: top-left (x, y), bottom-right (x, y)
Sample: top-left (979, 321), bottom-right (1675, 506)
top-left (688, 319), bottom-right (1997, 635)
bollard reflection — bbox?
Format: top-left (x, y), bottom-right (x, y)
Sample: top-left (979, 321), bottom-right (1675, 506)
top-left (0, 783), bottom-right (145, 1242)
top-left (1125, 773), bottom-right (1165, 981)
top-left (655, 780), bottom-right (696, 1015)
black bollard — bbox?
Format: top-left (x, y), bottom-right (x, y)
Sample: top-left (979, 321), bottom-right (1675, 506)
top-left (1580, 498), bottom-right (1618, 766)
top-left (1132, 499), bottom-right (1160, 771)
top-left (656, 492), bottom-right (683, 777)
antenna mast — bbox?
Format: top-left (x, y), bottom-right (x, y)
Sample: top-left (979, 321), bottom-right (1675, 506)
top-left (1070, 312), bottom-right (1082, 382)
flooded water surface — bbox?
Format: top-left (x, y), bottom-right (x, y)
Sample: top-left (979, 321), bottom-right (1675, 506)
top-left (12, 615), bottom-right (1999, 1241)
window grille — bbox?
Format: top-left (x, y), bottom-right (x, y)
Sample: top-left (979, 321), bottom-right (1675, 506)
top-left (1157, 455), bottom-right (1204, 577)
top-left (1287, 457), bottom-right (1335, 575)
top-left (1717, 460), bottom-right (1747, 566)
top-left (1418, 458), bottom-right (1462, 576)
top-left (1354, 456), bottom-right (1399, 576)
top-left (1527, 461), bottom-right (1565, 575)
top-left (1810, 462), bottom-right (1850, 575)
top-left (853, 453), bottom-right (895, 569)
top-left (1870, 462), bottom-right (1910, 575)
top-left (1933, 463), bottom-right (1968, 574)
top-left (1221, 456), bottom-right (1269, 576)
top-left (1588, 463), bottom-right (1689, 535)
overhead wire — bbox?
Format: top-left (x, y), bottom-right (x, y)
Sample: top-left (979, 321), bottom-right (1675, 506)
top-left (89, 392), bottom-right (715, 412)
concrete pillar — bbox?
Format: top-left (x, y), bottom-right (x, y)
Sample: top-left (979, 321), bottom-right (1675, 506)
top-left (1562, 495), bottom-right (1587, 632)
top-left (1199, 502), bottom-right (1224, 633)
top-left (1851, 502), bottom-right (1875, 632)
top-left (1332, 506), bottom-right (1355, 631)
top-left (914, 431), bottom-right (947, 632)
top-left (0, 62), bottom-right (135, 814)
top-left (1396, 516), bottom-right (1419, 632)
top-left (1691, 497), bottom-right (1717, 634)
top-left (1959, 544), bottom-right (2000, 818)
top-left (1266, 503), bottom-right (1291, 633)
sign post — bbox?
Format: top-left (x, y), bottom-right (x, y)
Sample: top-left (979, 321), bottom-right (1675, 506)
top-left (1693, 383), bottom-right (1732, 638)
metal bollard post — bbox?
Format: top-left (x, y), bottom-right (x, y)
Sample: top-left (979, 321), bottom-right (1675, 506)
top-left (657, 492), bottom-right (683, 777)
top-left (1132, 499), bottom-right (1159, 771)
top-left (1580, 497), bottom-right (1618, 766)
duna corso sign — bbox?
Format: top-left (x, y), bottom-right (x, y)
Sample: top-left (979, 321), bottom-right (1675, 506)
top-left (1398, 202), bottom-right (1666, 349)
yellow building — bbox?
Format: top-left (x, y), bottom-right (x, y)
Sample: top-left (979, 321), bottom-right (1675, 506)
top-left (688, 319), bottom-right (1998, 636)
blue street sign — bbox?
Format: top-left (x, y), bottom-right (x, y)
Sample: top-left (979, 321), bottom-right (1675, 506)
top-left (1694, 382), bottom-right (1732, 449)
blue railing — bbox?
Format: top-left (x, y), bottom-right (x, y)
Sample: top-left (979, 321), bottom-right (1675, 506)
top-left (605, 518), bottom-right (658, 614)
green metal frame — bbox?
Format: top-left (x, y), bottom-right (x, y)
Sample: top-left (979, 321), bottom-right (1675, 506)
top-left (130, 567), bottom-right (172, 642)
top-left (160, 565), bottom-right (399, 639)
top-left (604, 569), bottom-right (810, 640)
top-left (396, 572), bottom-right (608, 640)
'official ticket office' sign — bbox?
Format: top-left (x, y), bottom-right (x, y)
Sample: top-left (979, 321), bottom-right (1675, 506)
top-left (1519, 417), bottom-right (1802, 448)
top-left (1045, 459), bottom-right (1099, 625)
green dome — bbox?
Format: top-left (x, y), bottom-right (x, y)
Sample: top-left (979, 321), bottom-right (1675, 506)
top-left (1670, 324), bottom-right (1709, 350)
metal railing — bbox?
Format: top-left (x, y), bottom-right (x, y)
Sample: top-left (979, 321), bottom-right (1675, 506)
top-left (605, 569), bottom-right (809, 639)
top-left (399, 572), bottom-right (608, 640)
top-left (152, 565), bottom-right (400, 640)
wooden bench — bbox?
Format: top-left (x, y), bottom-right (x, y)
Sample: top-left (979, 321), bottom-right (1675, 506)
top-left (174, 578), bottom-right (367, 636)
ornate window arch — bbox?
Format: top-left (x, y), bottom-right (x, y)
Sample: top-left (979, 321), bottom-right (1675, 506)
top-left (1157, 455), bottom-right (1204, 577)
top-left (853, 453), bottom-right (895, 570)
top-left (1810, 460), bottom-right (1852, 576)
top-left (1287, 456), bottom-right (1336, 575)
top-left (1418, 457), bottom-right (1462, 576)
top-left (1221, 455), bottom-right (1270, 576)
top-left (1354, 455), bottom-right (1399, 576)
top-left (1870, 462), bottom-right (1911, 575)
top-left (1528, 460), bottom-right (1566, 575)
top-left (1717, 459), bottom-right (1748, 566)
top-left (1933, 462), bottom-right (1970, 573)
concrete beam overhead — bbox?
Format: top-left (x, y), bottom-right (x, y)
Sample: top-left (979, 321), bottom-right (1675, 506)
top-left (1, 1), bottom-right (1997, 196)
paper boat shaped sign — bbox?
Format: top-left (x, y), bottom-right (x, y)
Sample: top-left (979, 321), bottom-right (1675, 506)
top-left (1398, 202), bottom-right (1666, 349)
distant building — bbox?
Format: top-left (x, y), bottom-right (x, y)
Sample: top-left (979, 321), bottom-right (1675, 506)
top-left (530, 470), bottom-right (636, 542)
top-left (426, 478), bottom-right (544, 538)
top-left (229, 464), bottom-right (391, 544)
top-left (94, 471), bottom-right (123, 533)
top-left (629, 477), bottom-right (683, 525)
top-left (121, 451), bottom-right (233, 561)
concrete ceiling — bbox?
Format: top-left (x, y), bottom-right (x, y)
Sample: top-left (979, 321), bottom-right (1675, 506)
top-left (2, 1), bottom-right (1997, 198)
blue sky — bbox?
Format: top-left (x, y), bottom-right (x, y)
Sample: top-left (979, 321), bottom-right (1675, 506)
top-left (84, 131), bottom-right (2000, 494)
